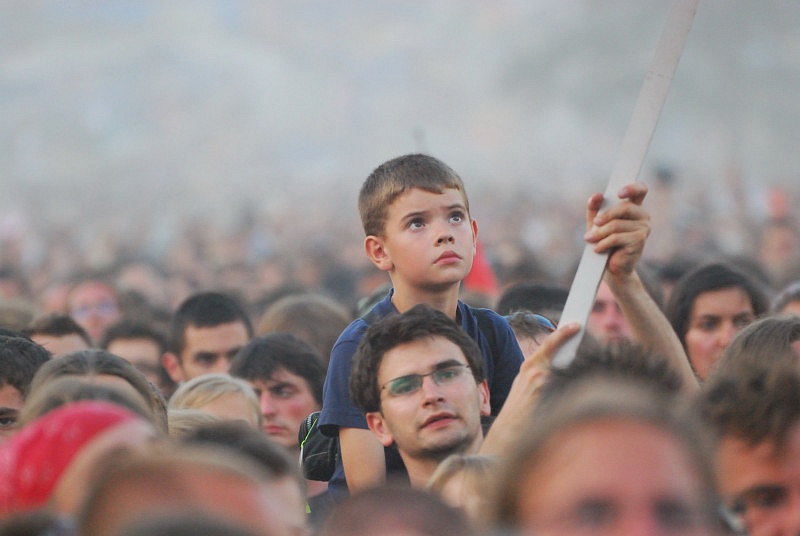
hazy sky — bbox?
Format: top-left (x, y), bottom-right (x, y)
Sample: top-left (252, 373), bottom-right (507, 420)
top-left (1, 1), bottom-right (797, 233)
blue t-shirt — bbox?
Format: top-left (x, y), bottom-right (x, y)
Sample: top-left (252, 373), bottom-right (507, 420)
top-left (319, 289), bottom-right (523, 496)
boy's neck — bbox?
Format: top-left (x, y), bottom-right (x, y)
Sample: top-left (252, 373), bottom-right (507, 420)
top-left (390, 284), bottom-right (460, 319)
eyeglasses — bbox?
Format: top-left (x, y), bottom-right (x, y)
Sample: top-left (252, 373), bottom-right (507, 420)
top-left (381, 364), bottom-right (470, 397)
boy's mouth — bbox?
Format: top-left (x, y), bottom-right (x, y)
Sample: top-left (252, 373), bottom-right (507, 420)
top-left (435, 251), bottom-right (461, 264)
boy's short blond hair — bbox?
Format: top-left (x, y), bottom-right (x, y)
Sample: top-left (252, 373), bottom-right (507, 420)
top-left (358, 154), bottom-right (469, 237)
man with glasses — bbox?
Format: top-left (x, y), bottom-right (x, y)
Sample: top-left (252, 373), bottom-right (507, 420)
top-left (698, 355), bottom-right (800, 535)
top-left (349, 303), bottom-right (577, 488)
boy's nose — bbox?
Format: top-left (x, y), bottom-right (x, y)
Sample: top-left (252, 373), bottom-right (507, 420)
top-left (436, 233), bottom-right (455, 244)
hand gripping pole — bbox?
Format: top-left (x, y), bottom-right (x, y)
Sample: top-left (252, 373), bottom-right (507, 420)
top-left (551, 0), bottom-right (700, 368)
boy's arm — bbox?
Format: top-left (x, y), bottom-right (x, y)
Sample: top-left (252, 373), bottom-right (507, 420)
top-left (585, 182), bottom-right (699, 391)
top-left (339, 427), bottom-right (386, 492)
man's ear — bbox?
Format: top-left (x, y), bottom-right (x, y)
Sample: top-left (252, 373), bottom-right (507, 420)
top-left (365, 411), bottom-right (395, 447)
top-left (162, 352), bottom-right (185, 384)
top-left (478, 380), bottom-right (491, 417)
top-left (364, 235), bottom-right (393, 272)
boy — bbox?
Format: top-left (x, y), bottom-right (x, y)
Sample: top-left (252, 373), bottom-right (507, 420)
top-left (320, 153), bottom-right (651, 496)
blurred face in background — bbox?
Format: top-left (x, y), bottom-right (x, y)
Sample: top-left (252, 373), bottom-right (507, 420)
top-left (68, 281), bottom-right (121, 344)
top-left (684, 287), bottom-right (755, 380)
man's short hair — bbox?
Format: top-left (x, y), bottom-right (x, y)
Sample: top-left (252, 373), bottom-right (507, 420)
top-left (100, 320), bottom-right (168, 354)
top-left (0, 336), bottom-right (51, 396)
top-left (23, 314), bottom-right (92, 347)
top-left (350, 304), bottom-right (485, 413)
top-left (494, 281), bottom-right (568, 319)
top-left (229, 333), bottom-right (326, 405)
top-left (358, 154), bottom-right (469, 238)
top-left (697, 358), bottom-right (800, 450)
top-left (169, 292), bottom-right (253, 356)
top-left (542, 341), bottom-right (685, 402)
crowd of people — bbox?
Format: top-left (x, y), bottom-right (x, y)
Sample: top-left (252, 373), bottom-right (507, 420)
top-left (0, 152), bottom-right (798, 535)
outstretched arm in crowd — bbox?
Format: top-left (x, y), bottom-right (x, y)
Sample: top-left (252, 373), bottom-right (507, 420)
top-left (584, 182), bottom-right (698, 391)
top-left (480, 322), bottom-right (579, 456)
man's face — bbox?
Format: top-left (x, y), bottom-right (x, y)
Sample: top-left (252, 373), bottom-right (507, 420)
top-left (365, 336), bottom-right (489, 463)
top-left (515, 419), bottom-right (714, 536)
top-left (107, 338), bottom-right (163, 388)
top-left (68, 281), bottom-right (122, 344)
top-left (172, 321), bottom-right (250, 382)
top-left (717, 424), bottom-right (800, 536)
top-left (248, 368), bottom-right (319, 451)
top-left (587, 281), bottom-right (633, 345)
top-left (371, 188), bottom-right (477, 293)
top-left (0, 383), bottom-right (23, 444)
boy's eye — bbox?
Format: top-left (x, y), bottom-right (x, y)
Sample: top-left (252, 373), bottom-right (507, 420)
top-left (449, 212), bottom-right (465, 224)
top-left (406, 217), bottom-right (425, 230)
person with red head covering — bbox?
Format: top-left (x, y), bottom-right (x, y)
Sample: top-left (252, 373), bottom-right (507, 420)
top-left (0, 400), bottom-right (156, 517)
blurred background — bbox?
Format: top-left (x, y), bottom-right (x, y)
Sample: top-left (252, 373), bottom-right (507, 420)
top-left (0, 0), bottom-right (798, 314)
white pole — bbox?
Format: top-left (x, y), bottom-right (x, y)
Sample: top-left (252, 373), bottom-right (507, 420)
top-left (551, 0), bottom-right (701, 368)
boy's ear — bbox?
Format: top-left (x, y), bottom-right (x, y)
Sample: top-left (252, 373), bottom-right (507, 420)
top-left (365, 411), bottom-right (396, 447)
top-left (471, 219), bottom-right (479, 253)
top-left (364, 235), bottom-right (394, 272)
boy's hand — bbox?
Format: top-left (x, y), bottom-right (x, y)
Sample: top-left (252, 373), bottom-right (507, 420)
top-left (583, 182), bottom-right (650, 278)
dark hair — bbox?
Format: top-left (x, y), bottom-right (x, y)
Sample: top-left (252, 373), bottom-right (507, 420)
top-left (350, 304), bottom-right (485, 413)
top-left (169, 292), bottom-right (253, 356)
top-left (229, 334), bottom-right (326, 405)
top-left (665, 261), bottom-right (770, 347)
top-left (541, 340), bottom-right (684, 404)
top-left (100, 320), bottom-right (168, 354)
top-left (698, 358), bottom-right (800, 449)
top-left (0, 336), bottom-right (51, 396)
top-left (495, 281), bottom-right (568, 321)
top-left (358, 154), bottom-right (468, 238)
top-left (180, 420), bottom-right (300, 485)
top-left (23, 314), bottom-right (92, 347)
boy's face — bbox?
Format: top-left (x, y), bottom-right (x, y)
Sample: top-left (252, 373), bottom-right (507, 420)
top-left (367, 188), bottom-right (477, 292)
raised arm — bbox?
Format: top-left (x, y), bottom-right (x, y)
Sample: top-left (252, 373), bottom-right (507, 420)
top-left (584, 182), bottom-right (699, 391)
top-left (479, 322), bottom-right (580, 456)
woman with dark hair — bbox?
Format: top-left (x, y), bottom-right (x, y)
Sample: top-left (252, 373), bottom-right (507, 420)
top-left (665, 261), bottom-right (770, 380)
